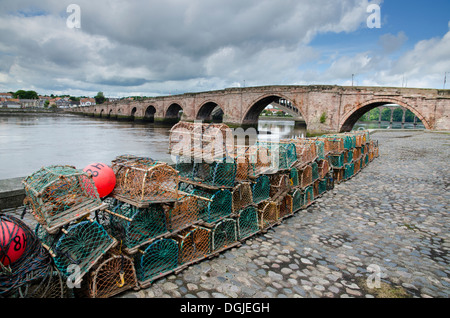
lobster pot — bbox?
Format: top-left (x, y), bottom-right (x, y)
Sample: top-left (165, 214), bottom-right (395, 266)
top-left (326, 171), bottom-right (335, 191)
top-left (364, 153), bottom-right (369, 166)
top-left (191, 188), bottom-right (233, 224)
top-left (212, 218), bottom-right (237, 252)
top-left (353, 147), bottom-right (362, 160)
top-left (278, 194), bottom-right (293, 219)
top-left (311, 161), bottom-right (319, 181)
top-left (354, 159), bottom-right (361, 174)
top-left (313, 179), bottom-right (327, 198)
top-left (83, 252), bottom-right (138, 298)
top-left (252, 175), bottom-right (270, 204)
top-left (233, 145), bottom-right (254, 182)
top-left (344, 163), bottom-right (355, 180)
top-left (329, 152), bottom-right (345, 169)
top-left (52, 221), bottom-right (117, 286)
top-left (23, 165), bottom-right (104, 234)
top-left (344, 149), bottom-right (354, 164)
top-left (289, 139), bottom-right (317, 167)
top-left (333, 168), bottom-right (345, 184)
top-left (135, 238), bottom-right (179, 287)
top-left (0, 215), bottom-right (67, 298)
top-left (289, 167), bottom-right (299, 188)
top-left (318, 159), bottom-right (330, 179)
top-left (113, 158), bottom-right (179, 206)
top-left (165, 195), bottom-right (202, 233)
top-left (258, 201), bottom-right (278, 230)
top-left (269, 173), bottom-right (291, 197)
top-left (303, 185), bottom-right (314, 207)
top-left (236, 206), bottom-right (260, 241)
top-left (176, 226), bottom-right (212, 265)
top-left (298, 164), bottom-right (313, 188)
top-left (317, 137), bottom-right (344, 154)
top-left (108, 202), bottom-right (168, 254)
top-left (291, 189), bottom-right (304, 212)
top-left (176, 157), bottom-right (237, 188)
top-left (314, 140), bottom-right (326, 160)
top-left (253, 141), bottom-right (297, 171)
top-left (232, 182), bottom-right (253, 212)
top-left (247, 143), bottom-right (272, 176)
top-left (169, 121), bottom-right (233, 160)
top-left (374, 144), bottom-right (380, 158)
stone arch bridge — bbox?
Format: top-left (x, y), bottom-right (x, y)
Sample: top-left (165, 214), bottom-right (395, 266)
top-left (71, 85), bottom-right (450, 134)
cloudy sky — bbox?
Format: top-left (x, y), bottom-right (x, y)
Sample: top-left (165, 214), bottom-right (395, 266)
top-left (0, 0), bottom-right (449, 98)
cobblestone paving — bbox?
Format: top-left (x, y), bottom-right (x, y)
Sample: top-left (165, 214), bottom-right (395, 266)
top-left (122, 130), bottom-right (450, 298)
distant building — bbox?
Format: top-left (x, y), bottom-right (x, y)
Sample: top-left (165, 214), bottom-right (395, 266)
top-left (0, 93), bottom-right (13, 99)
top-left (80, 98), bottom-right (96, 106)
top-left (1, 99), bottom-right (21, 108)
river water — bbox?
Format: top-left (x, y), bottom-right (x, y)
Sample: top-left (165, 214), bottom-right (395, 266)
top-left (0, 114), bottom-right (307, 180)
top-left (0, 113), bottom-right (423, 180)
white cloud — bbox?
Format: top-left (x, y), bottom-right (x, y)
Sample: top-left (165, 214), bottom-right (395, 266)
top-left (0, 0), bottom-right (447, 96)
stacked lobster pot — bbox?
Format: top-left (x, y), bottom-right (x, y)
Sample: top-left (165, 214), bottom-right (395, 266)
top-left (10, 123), bottom-right (379, 299)
top-left (22, 165), bottom-right (120, 297)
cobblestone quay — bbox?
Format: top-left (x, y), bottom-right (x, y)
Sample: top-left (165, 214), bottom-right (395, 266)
top-left (120, 130), bottom-right (449, 298)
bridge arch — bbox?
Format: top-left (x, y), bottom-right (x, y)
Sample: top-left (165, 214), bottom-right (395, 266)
top-left (166, 103), bottom-right (183, 122)
top-left (243, 94), bottom-right (304, 126)
top-left (197, 101), bottom-right (224, 122)
top-left (99, 109), bottom-right (104, 118)
top-left (340, 98), bottom-right (431, 132)
top-left (130, 107), bottom-right (137, 120)
top-left (144, 105), bottom-right (157, 122)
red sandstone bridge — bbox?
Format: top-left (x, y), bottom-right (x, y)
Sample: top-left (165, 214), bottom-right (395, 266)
top-left (71, 85), bottom-right (450, 134)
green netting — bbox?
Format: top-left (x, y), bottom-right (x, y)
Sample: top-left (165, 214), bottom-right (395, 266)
top-left (236, 206), bottom-right (259, 240)
top-left (254, 141), bottom-right (297, 171)
top-left (290, 167), bottom-right (299, 187)
top-left (53, 221), bottom-right (116, 283)
top-left (190, 188), bottom-right (232, 223)
top-left (311, 161), bottom-right (319, 181)
top-left (314, 140), bottom-right (325, 160)
top-left (304, 185), bottom-right (314, 206)
top-left (135, 238), bottom-right (179, 283)
top-left (176, 157), bottom-right (237, 188)
top-left (252, 175), bottom-right (270, 204)
top-left (344, 162), bottom-right (355, 180)
top-left (329, 152), bottom-right (345, 168)
top-left (291, 189), bottom-right (304, 212)
top-left (212, 218), bottom-right (237, 251)
top-left (108, 201), bottom-right (168, 252)
top-left (345, 149), bottom-right (354, 164)
top-left (318, 178), bottom-right (327, 195)
top-left (23, 165), bottom-right (101, 233)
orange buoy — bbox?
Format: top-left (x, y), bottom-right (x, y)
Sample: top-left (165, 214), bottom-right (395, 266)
top-left (83, 163), bottom-right (116, 198)
top-left (0, 220), bottom-right (27, 266)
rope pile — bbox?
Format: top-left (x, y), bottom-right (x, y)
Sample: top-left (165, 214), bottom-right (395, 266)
top-left (0, 122), bottom-right (379, 298)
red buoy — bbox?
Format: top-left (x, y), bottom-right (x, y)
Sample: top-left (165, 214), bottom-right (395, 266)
top-left (83, 163), bottom-right (116, 198)
top-left (0, 220), bottom-right (27, 266)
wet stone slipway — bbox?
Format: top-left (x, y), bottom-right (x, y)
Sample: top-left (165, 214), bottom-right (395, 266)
top-left (120, 130), bottom-right (450, 299)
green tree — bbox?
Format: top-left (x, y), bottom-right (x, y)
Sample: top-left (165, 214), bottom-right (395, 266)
top-left (95, 92), bottom-right (106, 104)
top-left (13, 90), bottom-right (38, 99)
